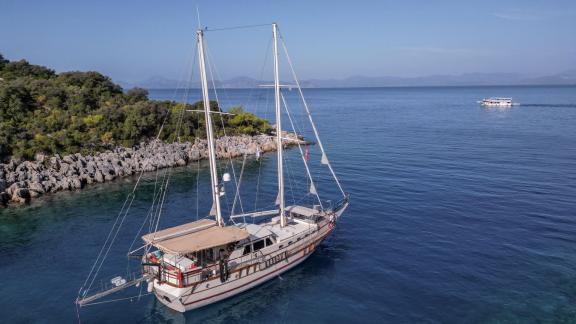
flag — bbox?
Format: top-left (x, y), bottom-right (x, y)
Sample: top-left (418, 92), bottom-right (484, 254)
top-left (305, 144), bottom-right (309, 161)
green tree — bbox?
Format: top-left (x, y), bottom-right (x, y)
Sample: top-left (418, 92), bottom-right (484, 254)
top-left (0, 53), bottom-right (8, 70)
top-left (0, 59), bottom-right (55, 80)
top-left (126, 87), bottom-right (148, 103)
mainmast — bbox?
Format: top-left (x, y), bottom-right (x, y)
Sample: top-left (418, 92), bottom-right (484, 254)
top-left (197, 29), bottom-right (223, 227)
top-left (273, 23), bottom-right (286, 227)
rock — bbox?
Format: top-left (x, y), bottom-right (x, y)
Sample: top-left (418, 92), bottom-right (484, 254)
top-left (94, 171), bottom-right (104, 183)
top-left (11, 188), bottom-right (30, 203)
top-left (0, 192), bottom-right (9, 205)
top-left (6, 182), bottom-right (22, 196)
top-left (0, 133), bottom-right (299, 205)
top-left (30, 171), bottom-right (42, 183)
top-left (41, 180), bottom-right (54, 193)
top-left (6, 160), bottom-right (17, 172)
top-left (72, 177), bottom-right (83, 189)
top-left (6, 172), bottom-right (16, 183)
top-left (176, 158), bottom-right (186, 166)
top-left (59, 163), bottom-right (70, 175)
top-left (49, 156), bottom-right (61, 170)
top-left (29, 181), bottom-right (45, 194)
top-left (63, 155), bottom-right (77, 164)
top-left (34, 153), bottom-right (46, 163)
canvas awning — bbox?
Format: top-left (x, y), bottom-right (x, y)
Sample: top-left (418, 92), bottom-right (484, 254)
top-left (286, 205), bottom-right (318, 217)
top-left (142, 219), bottom-right (250, 254)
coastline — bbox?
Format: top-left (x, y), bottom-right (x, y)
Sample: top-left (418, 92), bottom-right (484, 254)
top-left (0, 133), bottom-right (304, 206)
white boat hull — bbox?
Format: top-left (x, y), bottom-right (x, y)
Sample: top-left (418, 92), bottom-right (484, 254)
top-left (482, 103), bottom-right (512, 107)
top-left (151, 203), bottom-right (349, 312)
top-left (154, 248), bottom-right (314, 312)
top-left (152, 229), bottom-right (331, 312)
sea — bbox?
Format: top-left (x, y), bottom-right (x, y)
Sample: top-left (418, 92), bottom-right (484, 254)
top-left (1, 86), bottom-right (575, 323)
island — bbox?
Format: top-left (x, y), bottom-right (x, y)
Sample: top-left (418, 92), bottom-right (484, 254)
top-left (0, 54), bottom-right (301, 205)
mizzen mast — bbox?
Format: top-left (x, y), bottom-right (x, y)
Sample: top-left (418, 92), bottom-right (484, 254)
top-left (272, 23), bottom-right (286, 227)
top-left (197, 29), bottom-right (223, 227)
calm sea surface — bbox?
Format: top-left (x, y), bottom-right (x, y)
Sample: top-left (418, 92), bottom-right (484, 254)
top-left (1, 86), bottom-right (576, 323)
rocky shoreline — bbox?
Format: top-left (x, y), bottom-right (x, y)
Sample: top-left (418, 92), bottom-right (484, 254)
top-left (0, 133), bottom-right (304, 206)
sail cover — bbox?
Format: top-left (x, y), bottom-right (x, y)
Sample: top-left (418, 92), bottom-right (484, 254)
top-left (142, 219), bottom-right (249, 254)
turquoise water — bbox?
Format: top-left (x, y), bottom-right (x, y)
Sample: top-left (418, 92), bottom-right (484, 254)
top-left (1, 86), bottom-right (576, 323)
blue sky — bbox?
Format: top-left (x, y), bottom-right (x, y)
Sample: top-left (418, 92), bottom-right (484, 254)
top-left (1, 0), bottom-right (575, 82)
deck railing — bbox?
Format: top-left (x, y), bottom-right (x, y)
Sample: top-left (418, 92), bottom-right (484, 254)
top-left (149, 218), bottom-right (332, 288)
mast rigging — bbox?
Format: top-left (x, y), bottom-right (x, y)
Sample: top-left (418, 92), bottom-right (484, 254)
top-left (197, 29), bottom-right (223, 227)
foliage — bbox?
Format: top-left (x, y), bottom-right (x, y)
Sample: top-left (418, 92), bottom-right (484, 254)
top-left (0, 54), bottom-right (8, 70)
top-left (125, 87), bottom-right (148, 103)
top-left (0, 54), bottom-right (272, 160)
top-left (227, 106), bottom-right (273, 135)
top-left (1, 59), bottom-right (55, 80)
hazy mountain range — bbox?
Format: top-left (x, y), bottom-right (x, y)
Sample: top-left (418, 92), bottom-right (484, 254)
top-left (118, 70), bottom-right (576, 90)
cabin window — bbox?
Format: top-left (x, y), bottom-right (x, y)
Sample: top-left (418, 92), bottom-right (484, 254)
top-left (279, 245), bottom-right (284, 249)
top-left (265, 238), bottom-right (273, 247)
top-left (243, 245), bottom-right (252, 255)
top-left (288, 241), bottom-right (293, 246)
top-left (253, 240), bottom-right (265, 251)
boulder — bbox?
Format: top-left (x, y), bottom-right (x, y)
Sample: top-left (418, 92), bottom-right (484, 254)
top-left (49, 156), bottom-right (61, 170)
top-left (104, 173), bottom-right (116, 181)
top-left (94, 171), bottom-right (104, 183)
top-left (41, 180), bottom-right (55, 193)
top-left (72, 177), bottom-right (83, 189)
top-left (29, 181), bottom-right (45, 194)
top-left (11, 188), bottom-right (30, 203)
top-left (0, 192), bottom-right (9, 205)
top-left (6, 182), bottom-right (22, 196)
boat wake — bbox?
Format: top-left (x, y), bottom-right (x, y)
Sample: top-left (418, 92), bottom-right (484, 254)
top-left (517, 103), bottom-right (576, 108)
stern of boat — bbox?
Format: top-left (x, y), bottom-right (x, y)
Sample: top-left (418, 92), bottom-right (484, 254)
top-left (152, 280), bottom-right (187, 312)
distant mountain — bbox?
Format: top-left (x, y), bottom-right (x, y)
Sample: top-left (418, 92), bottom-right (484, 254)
top-left (119, 71), bottom-right (576, 90)
top-left (119, 76), bottom-right (184, 89)
top-left (518, 70), bottom-right (576, 86)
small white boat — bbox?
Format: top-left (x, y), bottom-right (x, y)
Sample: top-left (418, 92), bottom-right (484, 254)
top-left (479, 97), bottom-right (514, 107)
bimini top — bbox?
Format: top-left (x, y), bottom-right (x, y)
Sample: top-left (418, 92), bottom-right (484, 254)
top-left (142, 219), bottom-right (249, 255)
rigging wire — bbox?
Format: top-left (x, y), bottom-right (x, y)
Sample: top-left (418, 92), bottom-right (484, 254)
top-left (230, 153), bottom-right (247, 222)
top-left (252, 38), bottom-right (274, 215)
top-left (148, 37), bottom-right (199, 242)
top-left (203, 34), bottom-right (277, 219)
top-left (78, 36), bottom-right (198, 303)
top-left (80, 293), bottom-right (154, 307)
top-left (281, 92), bottom-right (323, 209)
top-left (278, 30), bottom-right (346, 197)
top-left (203, 42), bottom-right (234, 218)
top-left (203, 34), bottom-right (272, 219)
top-left (204, 23), bottom-right (272, 32)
